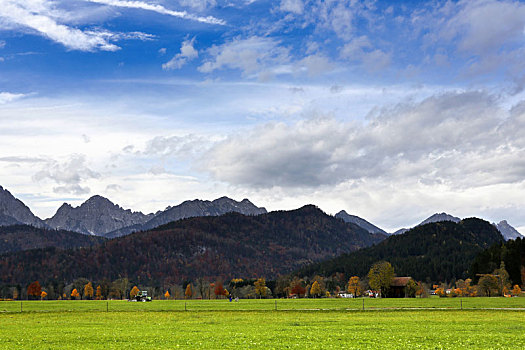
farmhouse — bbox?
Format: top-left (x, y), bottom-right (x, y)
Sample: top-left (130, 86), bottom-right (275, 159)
top-left (387, 277), bottom-right (413, 298)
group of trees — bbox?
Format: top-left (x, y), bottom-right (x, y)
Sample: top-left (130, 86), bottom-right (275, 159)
top-left (2, 254), bottom-right (523, 301)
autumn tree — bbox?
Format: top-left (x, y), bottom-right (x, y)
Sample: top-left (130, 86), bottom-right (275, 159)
top-left (512, 285), bottom-right (522, 296)
top-left (310, 281), bottom-right (322, 298)
top-left (347, 276), bottom-right (362, 297)
top-left (415, 282), bottom-right (428, 298)
top-left (368, 261), bottom-right (395, 297)
top-left (95, 286), bottom-right (102, 300)
top-left (214, 282), bottom-right (225, 298)
top-left (71, 289), bottom-right (80, 299)
top-left (130, 286), bottom-right (140, 299)
top-left (254, 278), bottom-right (267, 299)
top-left (164, 290), bottom-right (170, 299)
top-left (185, 284), bottom-right (193, 299)
top-left (84, 282), bottom-right (94, 300)
top-left (41, 291), bottom-right (47, 300)
top-left (290, 281), bottom-right (306, 298)
top-left (27, 281), bottom-right (42, 300)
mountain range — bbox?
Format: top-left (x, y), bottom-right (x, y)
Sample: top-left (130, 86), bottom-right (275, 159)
top-left (0, 184), bottom-right (522, 241)
top-left (296, 217), bottom-right (505, 284)
top-left (0, 205), bottom-right (385, 286)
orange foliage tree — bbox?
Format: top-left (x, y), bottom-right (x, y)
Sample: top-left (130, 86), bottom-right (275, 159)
top-left (164, 291), bottom-right (170, 299)
top-left (27, 281), bottom-right (42, 300)
top-left (185, 284), bottom-right (193, 299)
top-left (40, 291), bottom-right (47, 300)
top-left (214, 282), bottom-right (225, 298)
top-left (347, 276), bottom-right (362, 297)
top-left (130, 286), bottom-right (140, 299)
top-left (84, 282), bottom-right (94, 300)
top-left (71, 289), bottom-right (80, 299)
top-left (95, 286), bottom-right (102, 300)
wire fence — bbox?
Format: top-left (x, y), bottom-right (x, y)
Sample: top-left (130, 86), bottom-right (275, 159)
top-left (1, 297), bottom-right (525, 314)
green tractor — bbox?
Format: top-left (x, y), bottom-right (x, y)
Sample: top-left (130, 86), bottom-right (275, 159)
top-left (134, 290), bottom-right (152, 302)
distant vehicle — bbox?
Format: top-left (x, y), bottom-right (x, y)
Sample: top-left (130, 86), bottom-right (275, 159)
top-left (131, 291), bottom-right (152, 302)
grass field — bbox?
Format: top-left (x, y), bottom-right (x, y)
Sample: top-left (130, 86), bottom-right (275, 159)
top-left (1, 298), bottom-right (524, 349)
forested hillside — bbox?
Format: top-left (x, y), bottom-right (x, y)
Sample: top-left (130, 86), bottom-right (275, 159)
top-left (471, 237), bottom-right (525, 286)
top-left (296, 218), bottom-right (503, 283)
top-left (0, 225), bottom-right (105, 255)
top-left (0, 205), bottom-right (385, 286)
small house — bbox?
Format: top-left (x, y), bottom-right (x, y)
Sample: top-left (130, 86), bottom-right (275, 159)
top-left (386, 277), bottom-right (413, 298)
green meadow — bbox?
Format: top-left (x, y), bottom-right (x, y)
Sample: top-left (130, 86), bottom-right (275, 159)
top-left (1, 298), bottom-right (524, 349)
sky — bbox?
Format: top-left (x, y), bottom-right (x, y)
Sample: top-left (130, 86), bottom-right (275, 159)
top-left (1, 0), bottom-right (525, 232)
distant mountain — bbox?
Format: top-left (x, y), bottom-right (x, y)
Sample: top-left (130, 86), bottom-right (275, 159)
top-left (45, 195), bottom-right (153, 236)
top-left (0, 205), bottom-right (386, 286)
top-left (0, 225), bottom-right (105, 255)
top-left (392, 212), bottom-right (461, 235)
top-left (335, 210), bottom-right (387, 235)
top-left (106, 196), bottom-right (267, 238)
top-left (494, 220), bottom-right (523, 241)
top-left (0, 186), bottom-right (46, 228)
top-left (419, 212), bottom-right (460, 225)
top-left (296, 218), bottom-right (504, 284)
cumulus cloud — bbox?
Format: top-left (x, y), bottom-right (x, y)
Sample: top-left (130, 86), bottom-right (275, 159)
top-left (86, 0), bottom-right (225, 25)
top-left (202, 91), bottom-right (525, 190)
top-left (198, 36), bottom-right (291, 77)
top-left (33, 154), bottom-right (100, 195)
top-left (340, 36), bottom-right (391, 72)
top-left (162, 37), bottom-right (198, 70)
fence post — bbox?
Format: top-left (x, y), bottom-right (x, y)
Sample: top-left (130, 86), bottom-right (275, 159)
top-left (275, 300), bottom-right (277, 311)
top-left (460, 299), bottom-right (462, 310)
top-left (185, 302), bottom-right (187, 311)
top-left (20, 301), bottom-right (22, 313)
top-left (362, 298), bottom-right (365, 311)
top-left (107, 301), bottom-right (109, 312)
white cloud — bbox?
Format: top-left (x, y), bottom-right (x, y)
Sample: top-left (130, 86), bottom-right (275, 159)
top-left (86, 0), bottom-right (226, 25)
top-left (178, 0), bottom-right (217, 12)
top-left (162, 37), bottom-right (198, 70)
top-left (0, 40), bottom-right (5, 48)
top-left (202, 91), bottom-right (523, 189)
top-left (0, 92), bottom-right (26, 104)
top-left (340, 36), bottom-right (391, 72)
top-left (33, 154), bottom-right (101, 195)
top-left (199, 36), bottom-right (291, 77)
top-left (0, 0), bottom-right (120, 51)
top-left (279, 0), bottom-right (303, 14)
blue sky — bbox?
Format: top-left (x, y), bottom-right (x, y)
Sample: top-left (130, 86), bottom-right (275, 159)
top-left (2, 0), bottom-right (525, 232)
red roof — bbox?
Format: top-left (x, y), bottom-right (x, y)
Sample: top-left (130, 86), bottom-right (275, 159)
top-left (390, 277), bottom-right (412, 287)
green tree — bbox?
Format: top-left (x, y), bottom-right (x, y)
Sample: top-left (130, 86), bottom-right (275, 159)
top-left (494, 262), bottom-right (511, 295)
top-left (405, 279), bottom-right (417, 298)
top-left (368, 261), bottom-right (395, 297)
top-left (310, 281), bottom-right (322, 298)
top-left (347, 276), bottom-right (362, 297)
top-left (477, 275), bottom-right (499, 297)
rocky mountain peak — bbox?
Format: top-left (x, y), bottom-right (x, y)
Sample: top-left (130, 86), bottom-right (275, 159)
top-left (0, 186), bottom-right (45, 228)
top-left (45, 195), bottom-right (151, 236)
